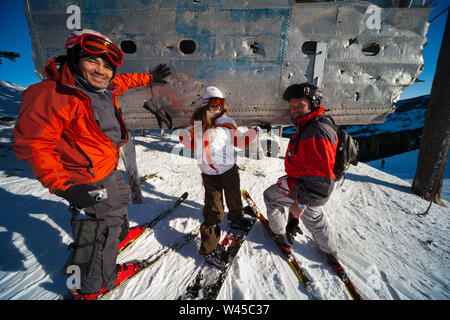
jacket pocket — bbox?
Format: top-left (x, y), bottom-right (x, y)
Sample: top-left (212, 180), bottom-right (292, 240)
top-left (57, 137), bottom-right (96, 178)
top-left (73, 143), bottom-right (96, 177)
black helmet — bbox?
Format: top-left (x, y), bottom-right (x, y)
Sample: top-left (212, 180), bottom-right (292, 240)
top-left (283, 83), bottom-right (323, 110)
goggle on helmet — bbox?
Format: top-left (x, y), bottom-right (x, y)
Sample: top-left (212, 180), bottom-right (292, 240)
top-left (65, 29), bottom-right (124, 67)
top-left (202, 86), bottom-right (225, 109)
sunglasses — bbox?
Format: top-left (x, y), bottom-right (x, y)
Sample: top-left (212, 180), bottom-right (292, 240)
top-left (208, 97), bottom-right (225, 109)
top-left (67, 33), bottom-right (124, 66)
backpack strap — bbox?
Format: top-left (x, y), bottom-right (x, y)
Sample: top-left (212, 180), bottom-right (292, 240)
top-left (316, 114), bottom-right (338, 134)
top-left (291, 114), bottom-right (337, 156)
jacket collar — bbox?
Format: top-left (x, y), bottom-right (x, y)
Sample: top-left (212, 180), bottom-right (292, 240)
top-left (296, 106), bottom-right (326, 130)
top-left (43, 56), bottom-right (76, 88)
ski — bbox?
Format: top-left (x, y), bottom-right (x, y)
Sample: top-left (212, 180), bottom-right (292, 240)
top-left (118, 191), bottom-right (188, 257)
top-left (242, 190), bottom-right (363, 300)
top-left (328, 260), bottom-right (363, 300)
top-left (241, 189), bottom-right (318, 299)
top-left (95, 228), bottom-right (199, 300)
top-left (178, 220), bottom-right (257, 300)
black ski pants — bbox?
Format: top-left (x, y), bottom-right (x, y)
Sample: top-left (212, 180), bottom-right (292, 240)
top-left (79, 170), bottom-right (131, 293)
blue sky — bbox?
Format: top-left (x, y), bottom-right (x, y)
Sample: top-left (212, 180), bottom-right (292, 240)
top-left (0, 1), bottom-right (448, 100)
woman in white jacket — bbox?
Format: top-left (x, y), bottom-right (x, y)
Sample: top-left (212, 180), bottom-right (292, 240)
top-left (179, 86), bottom-right (257, 267)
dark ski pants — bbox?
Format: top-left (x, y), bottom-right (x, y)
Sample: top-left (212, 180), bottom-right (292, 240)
top-left (78, 170), bottom-right (131, 294)
top-left (199, 165), bottom-right (243, 255)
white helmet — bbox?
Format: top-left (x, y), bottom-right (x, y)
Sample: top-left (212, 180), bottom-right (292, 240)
top-left (202, 86), bottom-right (224, 105)
top-left (65, 29), bottom-right (114, 49)
top-left (65, 28), bottom-right (123, 70)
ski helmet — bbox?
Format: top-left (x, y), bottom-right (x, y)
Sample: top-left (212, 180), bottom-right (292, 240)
top-left (65, 29), bottom-right (123, 74)
top-left (283, 83), bottom-right (323, 110)
top-left (202, 86), bottom-right (224, 105)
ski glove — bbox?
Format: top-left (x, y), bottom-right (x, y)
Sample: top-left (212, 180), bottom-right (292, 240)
top-left (286, 213), bottom-right (303, 244)
top-left (55, 184), bottom-right (99, 209)
top-left (256, 121), bottom-right (272, 132)
top-left (149, 64), bottom-right (171, 84)
top-left (143, 99), bottom-right (173, 129)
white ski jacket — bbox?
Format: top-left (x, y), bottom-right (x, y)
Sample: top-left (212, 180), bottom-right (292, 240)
top-left (179, 114), bottom-right (258, 175)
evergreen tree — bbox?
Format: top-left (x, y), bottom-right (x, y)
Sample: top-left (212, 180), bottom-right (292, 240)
top-left (0, 51), bottom-right (20, 66)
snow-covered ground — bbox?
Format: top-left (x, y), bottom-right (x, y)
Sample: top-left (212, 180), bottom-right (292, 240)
top-left (0, 80), bottom-right (448, 300)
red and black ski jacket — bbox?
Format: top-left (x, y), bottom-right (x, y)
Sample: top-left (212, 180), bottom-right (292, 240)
top-left (284, 106), bottom-right (338, 207)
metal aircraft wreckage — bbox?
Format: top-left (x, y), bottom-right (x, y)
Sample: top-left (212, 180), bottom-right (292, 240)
top-left (24, 0), bottom-right (433, 201)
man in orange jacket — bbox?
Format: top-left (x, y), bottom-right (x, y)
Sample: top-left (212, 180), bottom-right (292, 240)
top-left (13, 29), bottom-right (171, 299)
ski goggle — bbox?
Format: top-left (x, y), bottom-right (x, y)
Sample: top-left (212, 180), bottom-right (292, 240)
top-left (207, 97), bottom-right (225, 109)
top-left (66, 33), bottom-right (124, 66)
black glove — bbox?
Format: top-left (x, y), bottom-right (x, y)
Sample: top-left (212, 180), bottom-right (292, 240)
top-left (286, 213), bottom-right (303, 244)
top-left (55, 184), bottom-right (99, 209)
top-left (143, 99), bottom-right (173, 129)
top-left (243, 205), bottom-right (257, 218)
top-left (149, 64), bottom-right (171, 83)
top-left (256, 121), bottom-right (272, 132)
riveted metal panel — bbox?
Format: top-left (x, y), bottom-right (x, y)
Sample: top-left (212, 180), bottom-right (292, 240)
top-left (25, 0), bottom-right (431, 127)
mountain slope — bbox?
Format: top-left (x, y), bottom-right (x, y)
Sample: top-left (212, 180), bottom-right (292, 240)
top-left (0, 80), bottom-right (448, 300)
top-left (0, 129), bottom-right (448, 300)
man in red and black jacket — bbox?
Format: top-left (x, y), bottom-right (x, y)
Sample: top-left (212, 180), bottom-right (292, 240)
top-left (263, 83), bottom-right (339, 263)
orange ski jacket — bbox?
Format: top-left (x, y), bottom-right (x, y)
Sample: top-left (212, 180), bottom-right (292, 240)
top-left (13, 57), bottom-right (151, 194)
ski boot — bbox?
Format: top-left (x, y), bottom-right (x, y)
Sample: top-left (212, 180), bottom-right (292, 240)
top-left (203, 243), bottom-right (230, 269)
top-left (324, 252), bottom-right (346, 279)
top-left (118, 225), bottom-right (147, 252)
top-left (228, 215), bottom-right (254, 231)
top-left (272, 233), bottom-right (293, 252)
top-left (114, 263), bottom-right (142, 285)
top-left (67, 263), bottom-right (142, 300)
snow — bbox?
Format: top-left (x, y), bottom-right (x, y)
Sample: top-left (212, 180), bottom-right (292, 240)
top-left (0, 80), bottom-right (26, 118)
top-left (344, 95), bottom-right (430, 138)
top-left (0, 81), bottom-right (449, 300)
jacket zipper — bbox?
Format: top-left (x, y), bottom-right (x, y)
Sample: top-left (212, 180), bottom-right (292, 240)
top-left (73, 142), bottom-right (96, 177)
top-left (64, 80), bottom-right (127, 171)
top-left (113, 96), bottom-right (129, 168)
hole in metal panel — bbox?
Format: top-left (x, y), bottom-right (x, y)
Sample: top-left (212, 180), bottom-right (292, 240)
top-left (121, 40), bottom-right (137, 54)
top-left (250, 42), bottom-right (260, 53)
top-left (347, 38), bottom-right (358, 47)
top-left (179, 39), bottom-right (197, 54)
top-left (302, 41), bottom-right (317, 55)
top-left (362, 42), bottom-right (381, 56)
